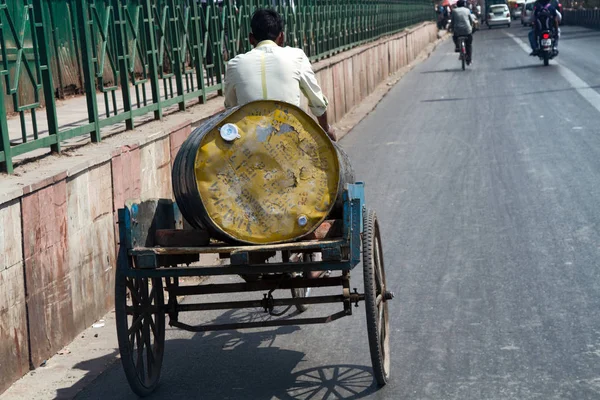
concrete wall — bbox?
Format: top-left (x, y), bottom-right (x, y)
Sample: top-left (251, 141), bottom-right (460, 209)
top-left (0, 22), bottom-right (438, 394)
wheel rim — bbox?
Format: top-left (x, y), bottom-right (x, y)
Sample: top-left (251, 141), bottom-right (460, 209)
top-left (119, 276), bottom-right (165, 391)
top-left (373, 223), bottom-right (390, 377)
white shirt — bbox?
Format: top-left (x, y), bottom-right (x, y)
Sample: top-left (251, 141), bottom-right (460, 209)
top-left (224, 41), bottom-right (329, 117)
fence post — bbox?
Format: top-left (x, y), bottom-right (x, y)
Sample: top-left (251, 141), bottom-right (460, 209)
top-left (76, 0), bottom-right (101, 142)
top-left (167, 0), bottom-right (185, 112)
top-left (144, 0), bottom-right (163, 120)
top-left (0, 87), bottom-right (12, 174)
top-left (46, 1), bottom-right (64, 99)
top-left (114, 0), bottom-right (134, 130)
top-left (190, 1), bottom-right (207, 104)
top-left (33, 0), bottom-right (60, 154)
top-left (211, 1), bottom-right (224, 96)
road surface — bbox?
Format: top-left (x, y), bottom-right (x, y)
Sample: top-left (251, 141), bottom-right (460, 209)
top-left (75, 24), bottom-right (600, 400)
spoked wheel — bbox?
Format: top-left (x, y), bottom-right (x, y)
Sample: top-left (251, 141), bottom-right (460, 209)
top-left (363, 208), bottom-right (391, 387)
top-left (115, 270), bottom-right (165, 397)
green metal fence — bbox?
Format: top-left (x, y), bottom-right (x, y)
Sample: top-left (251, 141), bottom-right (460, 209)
top-left (0, 0), bottom-right (433, 173)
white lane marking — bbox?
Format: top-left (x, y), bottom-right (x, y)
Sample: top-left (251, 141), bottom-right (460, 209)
top-left (506, 31), bottom-right (533, 53)
top-left (505, 32), bottom-right (600, 115)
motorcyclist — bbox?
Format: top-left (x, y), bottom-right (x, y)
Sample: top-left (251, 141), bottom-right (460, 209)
top-left (451, 0), bottom-right (476, 65)
top-left (528, 0), bottom-right (560, 56)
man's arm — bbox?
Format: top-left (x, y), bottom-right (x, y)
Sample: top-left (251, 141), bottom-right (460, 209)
top-left (297, 52), bottom-right (336, 141)
top-left (316, 113), bottom-right (336, 141)
top-left (223, 61), bottom-right (238, 108)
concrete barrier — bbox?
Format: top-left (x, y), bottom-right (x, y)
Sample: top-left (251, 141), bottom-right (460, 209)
top-left (0, 21), bottom-right (438, 394)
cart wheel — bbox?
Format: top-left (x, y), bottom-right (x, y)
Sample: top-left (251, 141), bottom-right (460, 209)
top-left (362, 208), bottom-right (390, 386)
top-left (115, 270), bottom-right (165, 397)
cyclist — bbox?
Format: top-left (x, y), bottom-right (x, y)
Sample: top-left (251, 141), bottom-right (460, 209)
top-left (451, 0), bottom-right (476, 65)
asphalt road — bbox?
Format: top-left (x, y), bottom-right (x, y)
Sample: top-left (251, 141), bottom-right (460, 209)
top-left (75, 24), bottom-right (600, 400)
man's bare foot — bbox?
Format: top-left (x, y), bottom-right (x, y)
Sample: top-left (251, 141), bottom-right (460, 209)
top-left (326, 126), bottom-right (337, 142)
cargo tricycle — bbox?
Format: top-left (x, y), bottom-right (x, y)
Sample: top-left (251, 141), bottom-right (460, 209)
top-left (115, 183), bottom-right (392, 396)
top-left (115, 101), bottom-right (393, 396)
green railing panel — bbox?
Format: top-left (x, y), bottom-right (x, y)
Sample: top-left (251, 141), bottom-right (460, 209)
top-left (0, 0), bottom-right (434, 174)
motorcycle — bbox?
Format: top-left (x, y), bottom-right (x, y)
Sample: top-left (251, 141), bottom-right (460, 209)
top-left (537, 30), bottom-right (557, 66)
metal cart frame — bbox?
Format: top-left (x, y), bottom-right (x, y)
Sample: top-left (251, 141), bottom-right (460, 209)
top-left (115, 183), bottom-right (392, 397)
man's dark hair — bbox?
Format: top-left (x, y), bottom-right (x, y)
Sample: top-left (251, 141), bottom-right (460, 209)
top-left (456, 0), bottom-right (466, 7)
top-left (251, 9), bottom-right (284, 42)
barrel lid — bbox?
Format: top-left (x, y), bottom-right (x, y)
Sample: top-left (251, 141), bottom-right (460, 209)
top-left (219, 123), bottom-right (241, 142)
top-left (193, 101), bottom-right (340, 244)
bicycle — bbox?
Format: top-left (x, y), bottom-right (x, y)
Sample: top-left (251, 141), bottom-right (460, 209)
top-left (458, 36), bottom-right (469, 70)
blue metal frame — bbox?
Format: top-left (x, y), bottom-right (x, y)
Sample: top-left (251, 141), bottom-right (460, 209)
top-left (117, 183), bottom-right (365, 278)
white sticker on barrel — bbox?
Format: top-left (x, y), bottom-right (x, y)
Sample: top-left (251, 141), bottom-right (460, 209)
top-left (220, 123), bottom-right (241, 142)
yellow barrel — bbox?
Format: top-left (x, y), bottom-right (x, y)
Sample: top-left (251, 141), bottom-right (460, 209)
top-left (172, 100), bottom-right (352, 244)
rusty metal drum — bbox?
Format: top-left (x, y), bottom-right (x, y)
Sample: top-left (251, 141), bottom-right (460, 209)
top-left (172, 100), bottom-right (354, 244)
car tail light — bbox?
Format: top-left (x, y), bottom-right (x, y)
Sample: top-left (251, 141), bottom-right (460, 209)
top-left (542, 32), bottom-right (551, 39)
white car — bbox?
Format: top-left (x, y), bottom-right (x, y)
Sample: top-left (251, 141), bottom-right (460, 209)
top-left (511, 0), bottom-right (525, 19)
top-left (521, 0), bottom-right (535, 25)
top-left (487, 4), bottom-right (512, 28)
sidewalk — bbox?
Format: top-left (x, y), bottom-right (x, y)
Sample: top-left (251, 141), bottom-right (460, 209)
top-left (0, 310), bottom-right (119, 400)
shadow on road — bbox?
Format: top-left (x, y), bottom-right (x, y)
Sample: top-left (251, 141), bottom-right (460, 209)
top-left (421, 83), bottom-right (600, 103)
top-left (501, 64), bottom-right (547, 71)
top-left (67, 308), bottom-right (378, 400)
top-left (421, 69), bottom-right (470, 74)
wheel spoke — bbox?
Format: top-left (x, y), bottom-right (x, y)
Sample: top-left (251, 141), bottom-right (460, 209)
top-left (143, 317), bottom-right (155, 381)
top-left (135, 329), bottom-right (145, 381)
top-left (140, 279), bottom-right (149, 304)
top-left (148, 285), bottom-right (156, 305)
top-left (128, 314), bottom-right (144, 336)
top-left (148, 315), bottom-right (159, 339)
top-left (374, 237), bottom-right (385, 294)
top-left (129, 329), bottom-right (136, 350)
top-left (127, 279), bottom-right (142, 305)
top-left (379, 308), bottom-right (385, 343)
